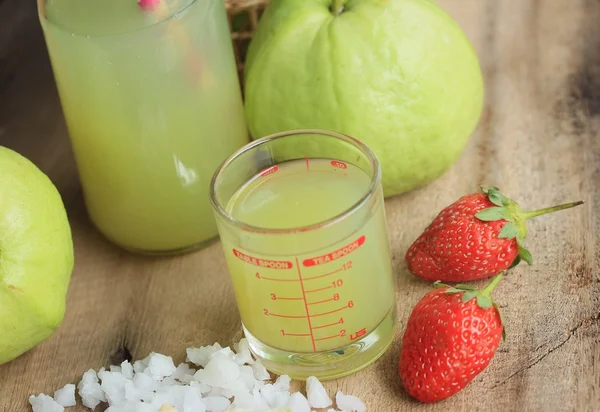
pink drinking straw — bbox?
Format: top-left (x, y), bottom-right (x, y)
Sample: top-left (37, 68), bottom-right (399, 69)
top-left (138, 0), bottom-right (212, 88)
top-left (138, 0), bottom-right (161, 10)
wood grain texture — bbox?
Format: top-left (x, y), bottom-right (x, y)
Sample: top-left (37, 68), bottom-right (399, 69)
top-left (0, 0), bottom-right (598, 411)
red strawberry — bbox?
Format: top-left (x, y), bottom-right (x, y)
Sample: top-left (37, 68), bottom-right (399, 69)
top-left (405, 187), bottom-right (583, 282)
top-left (399, 274), bottom-right (504, 403)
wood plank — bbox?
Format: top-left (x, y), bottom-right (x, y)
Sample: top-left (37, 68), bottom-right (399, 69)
top-left (0, 0), bottom-right (598, 411)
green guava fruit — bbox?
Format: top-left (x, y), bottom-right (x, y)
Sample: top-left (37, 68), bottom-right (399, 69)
top-left (244, 0), bottom-right (484, 197)
top-left (0, 146), bottom-right (74, 365)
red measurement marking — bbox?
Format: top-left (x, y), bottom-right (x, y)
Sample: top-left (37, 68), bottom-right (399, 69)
top-left (372, 194), bottom-right (380, 207)
top-left (315, 333), bottom-right (343, 341)
top-left (330, 160), bottom-right (347, 169)
top-left (260, 165), bottom-right (279, 176)
top-left (303, 267), bottom-right (343, 281)
top-left (295, 257), bottom-right (317, 352)
top-left (276, 296), bottom-right (304, 301)
top-left (305, 285), bottom-right (333, 294)
top-left (303, 235), bottom-right (366, 267)
top-left (259, 276), bottom-right (299, 282)
top-left (233, 249), bottom-right (292, 269)
top-left (350, 328), bottom-right (367, 341)
top-left (311, 305), bottom-right (350, 317)
top-left (241, 227), bottom-right (294, 234)
top-left (305, 156), bottom-right (310, 171)
top-left (298, 224), bottom-right (325, 233)
top-left (308, 297), bottom-right (335, 305)
top-left (285, 333), bottom-right (311, 337)
top-left (267, 312), bottom-right (307, 319)
top-left (312, 318), bottom-right (344, 329)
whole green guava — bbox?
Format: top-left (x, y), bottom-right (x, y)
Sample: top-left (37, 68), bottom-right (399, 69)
top-left (244, 0), bottom-right (484, 197)
top-left (0, 146), bottom-right (74, 365)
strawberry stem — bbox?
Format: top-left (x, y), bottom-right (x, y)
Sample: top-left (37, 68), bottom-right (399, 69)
top-left (521, 200), bottom-right (584, 220)
top-left (480, 273), bottom-right (503, 298)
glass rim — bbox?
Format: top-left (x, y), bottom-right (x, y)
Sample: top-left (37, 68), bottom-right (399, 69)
top-left (209, 129), bottom-right (382, 235)
top-left (37, 0), bottom-right (197, 38)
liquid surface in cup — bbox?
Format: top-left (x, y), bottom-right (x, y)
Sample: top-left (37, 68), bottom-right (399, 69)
top-left (45, 0), bottom-right (195, 36)
top-left (223, 158), bottom-right (395, 353)
top-left (41, 0), bottom-right (248, 252)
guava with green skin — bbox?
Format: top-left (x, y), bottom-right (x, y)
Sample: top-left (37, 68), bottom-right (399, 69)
top-left (0, 146), bottom-right (74, 365)
top-left (244, 0), bottom-right (484, 197)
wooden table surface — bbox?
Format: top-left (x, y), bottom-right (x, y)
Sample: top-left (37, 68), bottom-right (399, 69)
top-left (1, 0), bottom-right (599, 411)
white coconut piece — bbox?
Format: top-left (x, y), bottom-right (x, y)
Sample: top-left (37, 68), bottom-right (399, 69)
top-left (252, 386), bottom-right (271, 409)
top-left (123, 379), bottom-right (139, 402)
top-left (133, 353), bottom-right (153, 374)
top-left (193, 353), bottom-right (241, 387)
top-left (287, 392), bottom-right (311, 412)
top-left (77, 369), bottom-right (106, 409)
top-left (273, 375), bottom-right (291, 392)
top-left (98, 370), bottom-right (128, 405)
top-left (105, 401), bottom-right (142, 412)
top-left (146, 353), bottom-right (177, 381)
top-left (29, 394), bottom-right (64, 412)
top-left (186, 343), bottom-right (223, 367)
top-left (239, 365), bottom-right (258, 392)
top-left (152, 385), bottom-right (190, 411)
top-left (220, 377), bottom-right (250, 398)
top-left (136, 401), bottom-right (159, 412)
top-left (306, 376), bottom-right (332, 408)
top-left (120, 360), bottom-right (135, 380)
top-left (133, 372), bottom-right (159, 402)
top-left (53, 384), bottom-right (76, 407)
top-left (189, 381), bottom-right (212, 394)
top-left (230, 391), bottom-right (259, 409)
top-left (335, 391), bottom-right (366, 412)
top-left (259, 383), bottom-right (290, 408)
top-left (160, 376), bottom-right (185, 389)
top-left (202, 395), bottom-right (231, 411)
top-left (232, 338), bottom-right (254, 365)
top-left (250, 360), bottom-right (270, 381)
top-left (212, 347), bottom-right (236, 361)
top-left (172, 363), bottom-right (196, 383)
top-left (182, 387), bottom-right (206, 412)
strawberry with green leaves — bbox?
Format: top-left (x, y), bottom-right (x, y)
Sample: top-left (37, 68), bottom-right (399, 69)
top-left (399, 274), bottom-right (505, 403)
top-left (405, 187), bottom-right (583, 282)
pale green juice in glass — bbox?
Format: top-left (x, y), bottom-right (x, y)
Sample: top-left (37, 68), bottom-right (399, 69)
top-left (39, 0), bottom-right (248, 253)
top-left (213, 148), bottom-right (397, 380)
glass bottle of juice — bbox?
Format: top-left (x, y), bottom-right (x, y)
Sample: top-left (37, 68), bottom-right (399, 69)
top-left (37, 0), bottom-right (249, 254)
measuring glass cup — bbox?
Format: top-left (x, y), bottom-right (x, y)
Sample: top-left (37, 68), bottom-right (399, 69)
top-left (210, 130), bottom-right (397, 380)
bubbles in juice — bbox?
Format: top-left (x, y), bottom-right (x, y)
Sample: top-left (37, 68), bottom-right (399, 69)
top-left (222, 158), bottom-right (396, 353)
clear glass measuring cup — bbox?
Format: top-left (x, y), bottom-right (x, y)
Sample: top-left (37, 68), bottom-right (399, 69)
top-left (210, 130), bottom-right (397, 380)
